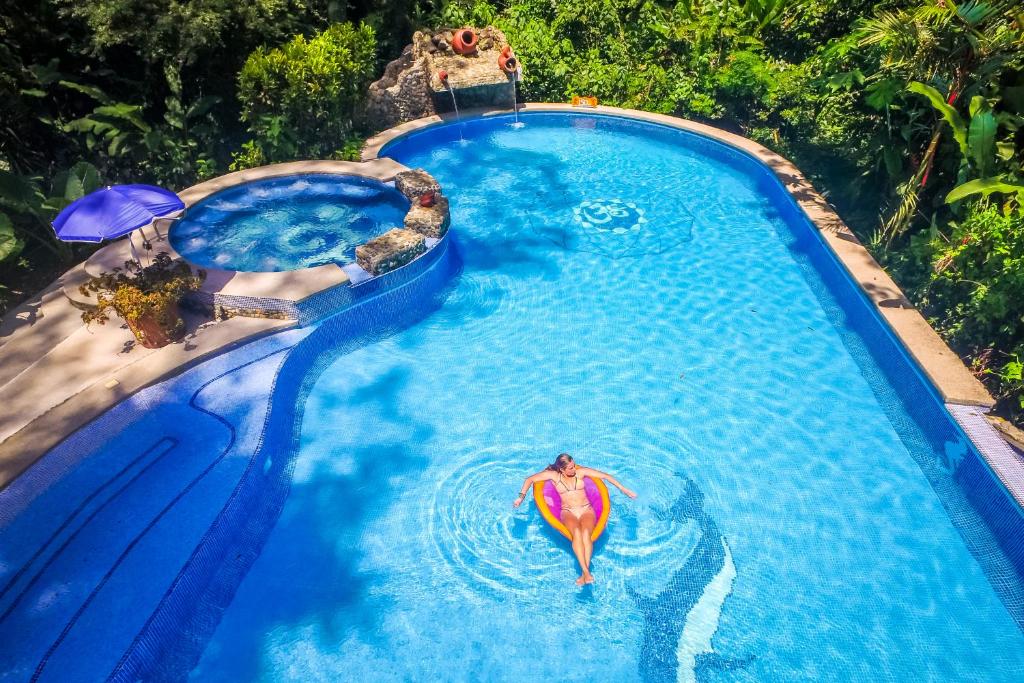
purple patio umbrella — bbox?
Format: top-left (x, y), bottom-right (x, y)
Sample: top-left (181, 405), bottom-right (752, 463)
top-left (52, 184), bottom-right (184, 243)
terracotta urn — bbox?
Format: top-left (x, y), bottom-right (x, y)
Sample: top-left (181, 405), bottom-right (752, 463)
top-left (127, 301), bottom-right (186, 348)
top-left (451, 28), bottom-right (478, 55)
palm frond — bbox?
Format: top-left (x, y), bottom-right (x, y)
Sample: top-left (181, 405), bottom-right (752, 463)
top-left (886, 182), bottom-right (918, 238)
top-left (956, 0), bottom-right (1004, 27)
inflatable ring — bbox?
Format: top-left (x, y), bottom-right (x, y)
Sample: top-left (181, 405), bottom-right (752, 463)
top-left (533, 476), bottom-right (611, 541)
top-left (452, 28), bottom-right (478, 55)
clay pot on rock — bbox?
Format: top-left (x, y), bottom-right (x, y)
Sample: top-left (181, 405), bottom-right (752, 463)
top-left (420, 191), bottom-right (438, 207)
top-left (498, 46), bottom-right (518, 74)
top-left (452, 28), bottom-right (478, 55)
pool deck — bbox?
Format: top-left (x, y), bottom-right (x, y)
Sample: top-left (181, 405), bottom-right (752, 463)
top-left (0, 159), bottom-right (407, 489)
top-left (0, 105), bottom-right (1020, 504)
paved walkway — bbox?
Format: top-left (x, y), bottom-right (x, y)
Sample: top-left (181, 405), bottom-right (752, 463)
top-left (0, 158), bottom-right (418, 490)
top-left (0, 264), bottom-right (290, 488)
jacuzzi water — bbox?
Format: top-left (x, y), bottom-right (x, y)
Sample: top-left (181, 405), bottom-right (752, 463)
top-left (169, 174), bottom-right (409, 272)
top-left (2, 113), bottom-right (1023, 682)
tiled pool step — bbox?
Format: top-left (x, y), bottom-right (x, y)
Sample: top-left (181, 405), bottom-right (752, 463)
top-left (0, 341), bottom-right (294, 680)
top-left (949, 404), bottom-right (1024, 509)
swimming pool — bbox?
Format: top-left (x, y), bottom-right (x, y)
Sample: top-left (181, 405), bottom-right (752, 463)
top-left (170, 174), bottom-right (409, 272)
top-left (2, 111), bottom-right (1023, 681)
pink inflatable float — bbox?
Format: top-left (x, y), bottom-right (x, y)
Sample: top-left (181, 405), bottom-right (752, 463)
top-left (533, 476), bottom-right (611, 541)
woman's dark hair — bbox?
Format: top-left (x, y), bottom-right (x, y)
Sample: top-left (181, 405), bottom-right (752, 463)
top-left (546, 453), bottom-right (573, 472)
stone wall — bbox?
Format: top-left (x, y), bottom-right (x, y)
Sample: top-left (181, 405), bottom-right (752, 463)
top-left (364, 45), bottom-right (436, 131)
top-left (364, 26), bottom-right (519, 130)
top-left (354, 168), bottom-right (451, 275)
top-left (356, 229), bottom-right (427, 275)
top-left (395, 169), bottom-right (450, 239)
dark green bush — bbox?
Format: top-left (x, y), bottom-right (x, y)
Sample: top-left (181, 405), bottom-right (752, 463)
top-left (236, 22), bottom-right (377, 164)
top-left (916, 205), bottom-right (1024, 417)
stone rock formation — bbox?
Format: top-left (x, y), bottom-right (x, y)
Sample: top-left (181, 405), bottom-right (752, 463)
top-left (356, 228), bottom-right (426, 275)
top-left (364, 45), bottom-right (436, 131)
top-left (404, 195), bottom-right (450, 238)
top-left (393, 169), bottom-right (450, 238)
top-left (395, 169), bottom-right (442, 199)
top-left (364, 26), bottom-right (519, 130)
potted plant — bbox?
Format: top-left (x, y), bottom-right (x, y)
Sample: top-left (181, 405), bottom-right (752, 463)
top-left (80, 252), bottom-right (205, 348)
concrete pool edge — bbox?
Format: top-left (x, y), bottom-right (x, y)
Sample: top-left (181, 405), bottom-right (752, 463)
top-left (0, 158), bottom-right (438, 490)
top-left (363, 104), bottom-right (992, 407)
top-left (364, 105), bottom-right (1024, 510)
top-left (120, 158), bottom-right (412, 305)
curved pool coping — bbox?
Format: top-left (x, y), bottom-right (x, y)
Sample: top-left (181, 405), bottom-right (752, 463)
top-left (364, 104), bottom-right (1024, 511)
top-left (0, 158), bottom-right (431, 490)
top-left (77, 159), bottom-right (412, 308)
top-left (364, 104), bottom-right (991, 408)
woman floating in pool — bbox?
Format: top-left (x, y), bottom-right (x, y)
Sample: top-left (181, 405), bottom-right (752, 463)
top-left (514, 453), bottom-right (637, 585)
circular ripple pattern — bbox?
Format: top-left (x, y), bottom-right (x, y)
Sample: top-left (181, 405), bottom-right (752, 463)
top-left (429, 429), bottom-right (707, 601)
top-left (429, 446), bottom-right (565, 597)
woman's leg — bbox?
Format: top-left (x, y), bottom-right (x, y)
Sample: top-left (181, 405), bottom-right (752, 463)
top-left (579, 509), bottom-right (597, 583)
top-left (562, 513), bottom-right (590, 585)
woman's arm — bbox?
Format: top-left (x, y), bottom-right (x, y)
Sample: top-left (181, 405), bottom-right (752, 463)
top-left (578, 467), bottom-right (637, 499)
top-left (512, 470), bottom-right (555, 508)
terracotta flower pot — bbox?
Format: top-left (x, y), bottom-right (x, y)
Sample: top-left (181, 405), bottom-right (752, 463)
top-left (420, 191), bottom-right (437, 207)
top-left (498, 53), bottom-right (518, 74)
top-left (451, 29), bottom-right (478, 55)
top-left (127, 301), bottom-right (185, 348)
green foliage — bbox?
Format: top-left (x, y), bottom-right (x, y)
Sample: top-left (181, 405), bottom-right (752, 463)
top-left (907, 82), bottom-right (968, 154)
top-left (80, 252), bottom-right (205, 346)
top-left (988, 355), bottom-right (1023, 412)
top-left (917, 206), bottom-right (1024, 418)
top-left (735, 0), bottom-right (792, 30)
top-left (238, 22), bottom-right (377, 162)
top-left (335, 136), bottom-right (367, 162)
top-left (0, 213), bottom-right (25, 263)
top-left (0, 161), bottom-right (102, 263)
top-left (63, 0), bottom-right (327, 89)
top-left (946, 178), bottom-right (1024, 205)
top-left (229, 140), bottom-right (267, 172)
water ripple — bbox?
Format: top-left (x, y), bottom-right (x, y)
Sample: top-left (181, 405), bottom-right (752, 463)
top-left (429, 431), bottom-right (707, 600)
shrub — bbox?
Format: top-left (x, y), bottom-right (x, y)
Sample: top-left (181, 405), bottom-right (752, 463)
top-left (918, 205), bottom-right (1024, 419)
top-left (80, 253), bottom-right (205, 348)
top-left (238, 23), bottom-right (377, 161)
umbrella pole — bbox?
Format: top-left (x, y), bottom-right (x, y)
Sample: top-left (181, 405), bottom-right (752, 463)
top-left (128, 232), bottom-right (143, 268)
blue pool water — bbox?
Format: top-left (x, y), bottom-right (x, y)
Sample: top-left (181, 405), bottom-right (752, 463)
top-left (169, 174), bottom-right (409, 272)
top-left (2, 112), bottom-right (1023, 681)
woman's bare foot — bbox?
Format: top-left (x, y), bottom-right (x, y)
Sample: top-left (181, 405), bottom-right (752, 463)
top-left (576, 574), bottom-right (587, 586)
top-left (584, 573), bottom-right (595, 584)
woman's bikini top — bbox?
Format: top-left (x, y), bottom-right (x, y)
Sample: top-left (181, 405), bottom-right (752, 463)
top-left (556, 473), bottom-right (582, 493)
top-left (557, 473), bottom-right (591, 511)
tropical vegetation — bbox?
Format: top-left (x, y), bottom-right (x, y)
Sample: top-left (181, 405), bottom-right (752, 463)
top-left (79, 252), bottom-right (206, 348)
top-left (1, 0), bottom-right (1022, 424)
